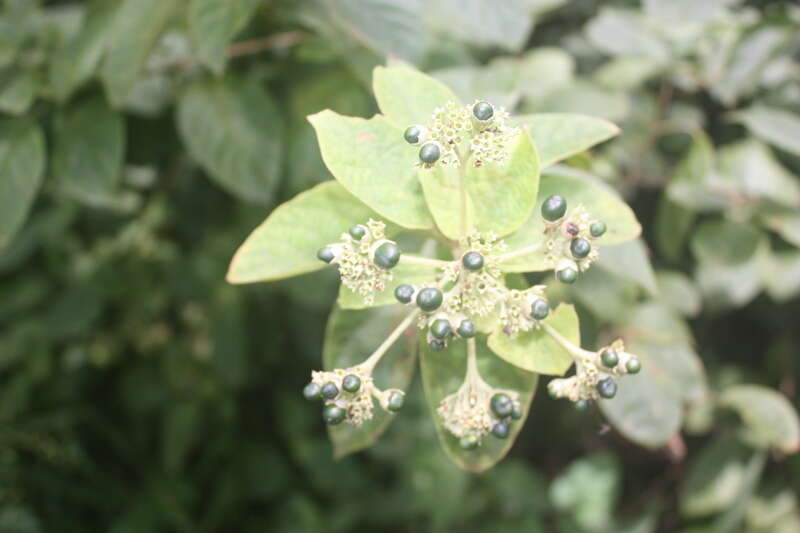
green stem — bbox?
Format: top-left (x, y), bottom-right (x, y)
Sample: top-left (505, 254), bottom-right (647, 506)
top-left (542, 323), bottom-right (594, 361)
top-left (362, 309), bottom-right (420, 374)
top-left (454, 146), bottom-right (469, 240)
top-left (399, 255), bottom-right (453, 268)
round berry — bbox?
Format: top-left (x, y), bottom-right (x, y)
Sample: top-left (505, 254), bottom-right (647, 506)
top-left (457, 319), bottom-right (476, 338)
top-left (419, 142), bottom-right (440, 164)
top-left (461, 251), bottom-right (484, 271)
top-left (570, 238), bottom-right (591, 259)
top-left (541, 195), bottom-right (567, 221)
top-left (430, 319), bottom-right (452, 340)
top-left (322, 404), bottom-right (346, 425)
top-left (491, 420), bottom-right (510, 439)
top-left (459, 434), bottom-right (479, 450)
top-left (566, 222), bottom-right (580, 236)
top-left (387, 391), bottom-right (404, 411)
top-left (429, 339), bottom-right (446, 352)
top-left (373, 242), bottom-right (401, 269)
top-left (416, 287), bottom-right (443, 312)
top-left (575, 399), bottom-right (590, 411)
top-left (317, 246), bottom-right (335, 263)
top-left (303, 382), bottom-right (321, 400)
top-left (490, 393), bottom-right (514, 418)
top-left (557, 267), bottom-right (578, 284)
top-left (342, 374), bottom-right (361, 393)
top-left (348, 224), bottom-right (367, 240)
top-left (626, 358), bottom-right (642, 374)
top-left (597, 378), bottom-right (617, 399)
top-left (321, 382), bottom-right (339, 400)
top-left (530, 298), bottom-right (549, 320)
top-left (590, 221), bottom-right (607, 238)
top-left (404, 125), bottom-right (423, 145)
top-left (472, 101), bottom-right (493, 121)
top-left (600, 348), bottom-right (619, 368)
top-left (511, 403), bottom-right (522, 420)
top-left (394, 283), bottom-right (415, 303)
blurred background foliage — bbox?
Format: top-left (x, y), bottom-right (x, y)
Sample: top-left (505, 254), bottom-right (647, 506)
top-left (0, 0), bottom-right (799, 531)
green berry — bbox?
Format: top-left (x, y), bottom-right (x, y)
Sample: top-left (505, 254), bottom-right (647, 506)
top-left (457, 319), bottom-right (476, 338)
top-left (557, 267), bottom-right (578, 284)
top-left (590, 221), bottom-right (607, 237)
top-left (530, 298), bottom-right (549, 320)
top-left (600, 348), bottom-right (619, 368)
top-left (322, 404), bottom-right (346, 425)
top-left (373, 242), bottom-right (401, 269)
top-left (416, 287), bottom-right (443, 312)
top-left (394, 284), bottom-right (415, 303)
top-left (387, 391), bottom-right (405, 412)
top-left (429, 339), bottom-right (446, 352)
top-left (511, 403), bottom-right (522, 420)
top-left (570, 238), bottom-right (591, 259)
top-left (626, 358), bottom-right (642, 374)
top-left (317, 246), bottom-right (335, 263)
top-left (404, 125), bottom-right (423, 145)
top-left (597, 378), bottom-right (617, 399)
top-left (491, 420), bottom-right (510, 439)
top-left (348, 224), bottom-right (367, 240)
top-left (490, 393), bottom-right (514, 418)
top-left (461, 251), bottom-right (484, 271)
top-left (430, 319), bottom-right (452, 340)
top-left (419, 142), bottom-right (440, 164)
top-left (342, 374), bottom-right (361, 393)
top-left (541, 194), bottom-right (567, 221)
top-left (321, 382), bottom-right (339, 400)
top-left (303, 382), bottom-right (321, 400)
top-left (459, 434), bottom-right (479, 450)
top-left (472, 101), bottom-right (493, 121)
top-left (575, 399), bottom-right (590, 411)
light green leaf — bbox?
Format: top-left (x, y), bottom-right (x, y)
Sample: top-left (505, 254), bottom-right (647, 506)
top-left (667, 131), bottom-right (737, 212)
top-left (597, 238), bottom-right (658, 296)
top-left (718, 139), bottom-right (800, 208)
top-left (528, 81), bottom-right (629, 122)
top-left (487, 304), bottom-right (579, 375)
top-left (691, 219), bottom-right (761, 267)
top-left (585, 8), bottom-right (668, 61)
top-left (49, 0), bottom-right (119, 101)
top-left (189, 0), bottom-right (260, 75)
top-left (100, 0), bottom-right (181, 106)
top-left (372, 64), bottom-right (459, 128)
top-left (656, 271), bottom-right (701, 317)
top-left (759, 248), bottom-right (800, 303)
top-left (53, 96), bottom-right (125, 207)
top-left (570, 266), bottom-right (639, 322)
top-left (425, 0), bottom-right (533, 52)
top-left (418, 131), bottom-right (540, 239)
top-left (227, 181), bottom-right (386, 284)
top-left (594, 56), bottom-right (662, 90)
top-left (734, 106), bottom-right (800, 157)
top-left (511, 113), bottom-right (619, 168)
top-left (308, 110), bottom-right (433, 230)
top-left (420, 335), bottom-right (538, 472)
top-left (655, 195), bottom-right (695, 263)
top-left (0, 71), bottom-right (36, 115)
top-left (501, 169), bottom-right (641, 272)
top-left (719, 385), bottom-right (800, 454)
top-left (177, 76), bottom-right (283, 204)
top-left (550, 453), bottom-right (620, 531)
top-left (337, 263), bottom-right (438, 309)
top-left (680, 438), bottom-right (749, 518)
top-left (323, 305), bottom-right (417, 458)
top-left (0, 121), bottom-right (46, 249)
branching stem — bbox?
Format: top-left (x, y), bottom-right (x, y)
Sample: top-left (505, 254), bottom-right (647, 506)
top-left (362, 309), bottom-right (420, 374)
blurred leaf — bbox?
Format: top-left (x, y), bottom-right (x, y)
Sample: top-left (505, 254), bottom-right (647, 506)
top-left (717, 139), bottom-right (800, 208)
top-left (734, 106), bottom-right (800, 157)
top-left (0, 70), bottom-right (36, 115)
top-left (372, 64), bottom-right (459, 127)
top-left (656, 271), bottom-right (701, 317)
top-left (570, 266), bottom-right (639, 321)
top-left (162, 402), bottom-right (201, 474)
top-left (502, 169), bottom-right (641, 271)
top-left (0, 120), bottom-right (45, 249)
top-left (512, 113), bottom-right (619, 168)
top-left (655, 195), bottom-right (695, 263)
top-left (227, 181), bottom-right (385, 283)
top-left (531, 81), bottom-right (629, 122)
top-left (594, 56), bottom-right (662, 90)
top-left (323, 305), bottom-right (417, 458)
top-left (719, 385), bottom-right (800, 454)
top-left (419, 131), bottom-right (540, 239)
top-left (420, 335), bottom-right (538, 472)
top-left (487, 304), bottom-right (579, 375)
top-left (189, 0), bottom-right (259, 75)
top-left (177, 76), bottom-right (283, 204)
top-left (691, 220), bottom-right (761, 266)
top-left (667, 131), bottom-right (736, 212)
top-left (338, 263), bottom-right (438, 309)
top-left (550, 453), bottom-right (620, 532)
top-left (426, 0), bottom-right (533, 52)
top-left (585, 8), bottom-right (668, 61)
top-left (759, 248), bottom-right (800, 303)
top-left (53, 95), bottom-right (125, 206)
top-left (680, 437), bottom-right (749, 518)
top-left (308, 110), bottom-right (433, 229)
top-left (100, 0), bottom-right (181, 105)
top-left (597, 238), bottom-right (658, 296)
top-left (0, 506), bottom-right (41, 533)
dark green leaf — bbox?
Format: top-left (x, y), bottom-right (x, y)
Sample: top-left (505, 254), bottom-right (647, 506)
top-left (0, 120), bottom-right (45, 249)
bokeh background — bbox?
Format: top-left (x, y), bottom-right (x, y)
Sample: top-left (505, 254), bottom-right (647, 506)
top-left (1, 0), bottom-right (799, 531)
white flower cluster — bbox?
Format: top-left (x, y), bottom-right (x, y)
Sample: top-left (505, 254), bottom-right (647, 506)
top-left (468, 103), bottom-right (519, 167)
top-left (310, 366), bottom-right (405, 427)
top-left (497, 286), bottom-right (548, 337)
top-left (437, 377), bottom-right (519, 440)
top-left (544, 205), bottom-right (601, 273)
top-left (459, 233), bottom-right (509, 317)
top-left (326, 219), bottom-right (392, 305)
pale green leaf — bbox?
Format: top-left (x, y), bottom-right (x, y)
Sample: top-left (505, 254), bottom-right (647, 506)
top-left (372, 64), bottom-right (459, 128)
top-left (550, 453), bottom-right (620, 531)
top-left (418, 131), bottom-right (540, 239)
top-left (667, 131), bottom-right (738, 212)
top-left (177, 76), bottom-right (283, 204)
top-left (570, 266), bottom-right (639, 322)
top-left (420, 335), bottom-right (539, 472)
top-left (227, 181), bottom-right (386, 284)
top-left (100, 0), bottom-right (181, 106)
top-left (759, 248), bottom-right (800, 303)
top-left (656, 271), bottom-right (701, 317)
top-left (691, 219), bottom-right (762, 266)
top-left (585, 8), bottom-right (669, 61)
top-left (528, 81), bottom-right (629, 122)
top-left (324, 305), bottom-right (417, 458)
top-left (487, 304), bottom-right (579, 376)
top-left (425, 0), bottom-right (533, 52)
top-left (337, 263), bottom-right (438, 309)
top-left (719, 385), bottom-right (800, 454)
top-left (511, 113), bottom-right (619, 168)
top-left (501, 169), bottom-right (641, 272)
top-left (0, 121), bottom-right (46, 249)
top-left (189, 0), bottom-right (260, 75)
top-left (680, 438), bottom-right (749, 518)
top-left (655, 195), bottom-right (695, 263)
top-left (308, 110), bottom-right (433, 230)
top-left (597, 238), bottom-right (658, 296)
top-left (734, 106), bottom-right (800, 157)
top-left (718, 139), bottom-right (800, 208)
top-left (0, 71), bottom-right (36, 115)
